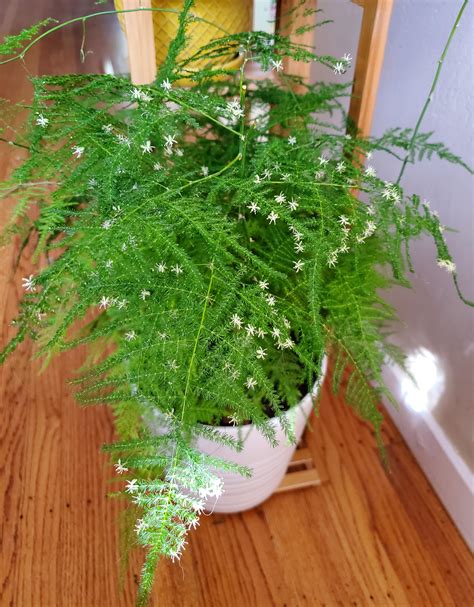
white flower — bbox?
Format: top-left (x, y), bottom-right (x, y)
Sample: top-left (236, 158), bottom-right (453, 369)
top-left (248, 202), bottom-right (260, 214)
top-left (293, 259), bottom-right (304, 273)
top-left (336, 161), bottom-right (346, 173)
top-left (327, 253), bottom-right (338, 267)
top-left (295, 242), bottom-right (304, 253)
top-left (256, 328), bottom-right (267, 339)
top-left (366, 151), bottom-right (373, 160)
top-left (437, 259), bottom-right (456, 273)
top-left (318, 155), bottom-right (329, 166)
top-left (271, 327), bottom-right (281, 339)
top-left (315, 170), bottom-right (325, 180)
top-left (140, 290), bottom-right (151, 300)
top-left (125, 479), bottom-right (138, 493)
top-left (175, 148), bottom-right (184, 157)
top-left (364, 220), bottom-right (377, 236)
top-left (72, 145), bottom-right (84, 158)
top-left (99, 296), bottom-right (111, 309)
top-left (231, 314), bottom-right (243, 329)
top-left (283, 317), bottom-right (291, 329)
top-left (254, 174), bottom-right (262, 184)
top-left (171, 264), bottom-right (183, 275)
top-left (226, 99), bottom-right (244, 119)
top-left (102, 124), bottom-right (113, 134)
top-left (281, 173), bottom-right (290, 181)
top-left (270, 58), bottom-right (283, 72)
top-left (168, 359), bottom-right (179, 371)
top-left (114, 459), bottom-right (128, 474)
top-left (366, 205), bottom-right (376, 216)
top-left (135, 519), bottom-right (146, 535)
top-left (158, 332), bottom-right (168, 340)
top-left (258, 280), bottom-right (269, 290)
top-left (263, 168), bottom-right (272, 180)
top-left (105, 259), bottom-right (113, 269)
top-left (288, 199), bottom-right (298, 211)
top-left (125, 330), bottom-right (137, 341)
top-left (229, 415), bottom-right (239, 426)
top-left (274, 192), bottom-right (286, 205)
top-left (156, 262), bottom-right (167, 273)
top-left (117, 299), bottom-right (128, 310)
top-left (267, 211), bottom-right (279, 224)
top-left (161, 78), bottom-right (172, 92)
top-left (342, 52), bottom-right (352, 64)
top-left (245, 324), bottom-right (256, 337)
top-left (141, 140), bottom-right (154, 154)
top-left (116, 134), bottom-right (131, 148)
top-left (365, 165), bottom-right (376, 177)
top-left (288, 136), bottom-right (296, 146)
top-left (338, 215), bottom-right (350, 226)
top-left (201, 166), bottom-right (209, 176)
top-left (36, 114), bottom-right (48, 128)
top-left (266, 294), bottom-right (276, 307)
top-left (256, 347), bottom-right (267, 360)
top-left (131, 87), bottom-right (142, 100)
top-left (281, 338), bottom-right (294, 349)
top-left (245, 377), bottom-right (257, 390)
top-left (153, 162), bottom-right (162, 171)
top-left (102, 219), bottom-right (113, 230)
top-left (333, 61), bottom-right (346, 75)
top-left (164, 134), bottom-right (177, 149)
top-left (22, 274), bottom-right (35, 292)
top-left (88, 178), bottom-right (97, 188)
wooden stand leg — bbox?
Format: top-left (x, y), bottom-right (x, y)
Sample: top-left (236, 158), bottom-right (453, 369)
top-left (276, 436), bottom-right (322, 493)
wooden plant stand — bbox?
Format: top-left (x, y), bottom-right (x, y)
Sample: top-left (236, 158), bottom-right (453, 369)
top-left (276, 436), bottom-right (322, 493)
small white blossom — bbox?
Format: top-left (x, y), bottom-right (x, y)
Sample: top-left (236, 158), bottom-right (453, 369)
top-left (293, 259), bottom-right (304, 273)
top-left (201, 165), bottom-right (209, 176)
top-left (266, 294), bottom-right (276, 307)
top-left (366, 205), bottom-right (376, 216)
top-left (342, 52), bottom-right (352, 64)
top-left (102, 219), bottom-right (113, 230)
top-left (131, 87), bottom-right (142, 100)
top-left (270, 58), bottom-right (283, 72)
top-left (36, 114), bottom-right (48, 128)
top-left (72, 145), bottom-right (84, 159)
top-left (161, 78), bottom-right (172, 92)
top-left (248, 202), bottom-right (260, 214)
top-left (281, 338), bottom-right (294, 349)
top-left (271, 327), bottom-right (281, 339)
top-left (437, 259), bottom-right (456, 273)
top-left (283, 318), bottom-right (291, 329)
top-left (102, 124), bottom-right (113, 134)
top-left (140, 290), bottom-right (151, 300)
top-left (141, 140), bottom-right (154, 154)
top-left (125, 330), bottom-right (137, 341)
top-left (22, 275), bottom-right (35, 292)
top-left (156, 262), bottom-right (167, 273)
top-left (114, 459), bottom-right (128, 474)
top-left (226, 99), bottom-right (244, 119)
top-left (267, 211), bottom-right (279, 224)
top-left (327, 252), bottom-right (338, 268)
top-left (229, 415), bottom-right (239, 426)
top-left (231, 314), bottom-right (243, 329)
top-left (171, 264), bottom-right (183, 275)
top-left (117, 299), bottom-right (128, 310)
top-left (88, 178), bottom-right (97, 188)
top-left (288, 136), bottom-right (297, 146)
top-left (254, 174), bottom-right (262, 184)
top-left (288, 199), bottom-right (299, 211)
top-left (245, 377), bottom-right (257, 390)
top-left (256, 328), bottom-right (267, 339)
top-left (275, 192), bottom-right (286, 205)
top-left (333, 61), bottom-right (346, 75)
top-left (315, 170), bottom-right (326, 180)
top-left (281, 172), bottom-right (290, 181)
top-left (256, 347), bottom-right (267, 360)
top-left (365, 165), bottom-right (376, 177)
top-left (318, 155), bottom-right (329, 166)
top-left (336, 161), bottom-right (346, 173)
top-left (125, 479), bottom-right (138, 493)
top-left (168, 359), bottom-right (179, 371)
top-left (258, 280), bottom-right (269, 290)
top-left (158, 332), bottom-right (168, 340)
top-left (263, 168), bottom-right (272, 180)
top-left (116, 134), bottom-right (131, 148)
top-left (245, 324), bottom-right (256, 337)
top-left (153, 162), bottom-right (162, 171)
top-left (135, 519), bottom-right (146, 535)
top-left (105, 259), bottom-right (113, 269)
top-left (164, 134), bottom-right (177, 149)
top-left (338, 215), bottom-right (350, 226)
top-left (99, 296), bottom-right (111, 310)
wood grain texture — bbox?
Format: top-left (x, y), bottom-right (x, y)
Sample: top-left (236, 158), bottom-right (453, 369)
top-left (1, 2), bottom-right (473, 606)
top-left (122, 0), bottom-right (157, 85)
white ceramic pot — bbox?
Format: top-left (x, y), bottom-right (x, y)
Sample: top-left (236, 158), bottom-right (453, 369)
top-left (197, 356), bottom-right (328, 513)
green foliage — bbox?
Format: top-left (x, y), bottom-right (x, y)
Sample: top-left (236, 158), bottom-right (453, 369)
top-left (0, 3), bottom-right (471, 604)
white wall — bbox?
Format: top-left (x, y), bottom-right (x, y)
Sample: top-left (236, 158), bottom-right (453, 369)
top-left (312, 0), bottom-right (474, 547)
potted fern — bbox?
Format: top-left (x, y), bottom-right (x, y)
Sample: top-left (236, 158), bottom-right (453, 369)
top-left (0, 2), bottom-right (471, 604)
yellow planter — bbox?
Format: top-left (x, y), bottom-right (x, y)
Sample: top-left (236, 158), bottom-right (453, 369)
top-left (115, 0), bottom-right (253, 79)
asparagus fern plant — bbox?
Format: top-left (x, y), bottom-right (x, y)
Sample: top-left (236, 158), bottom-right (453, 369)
top-left (0, 1), bottom-right (471, 604)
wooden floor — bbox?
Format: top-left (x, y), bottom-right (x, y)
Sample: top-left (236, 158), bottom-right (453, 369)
top-left (0, 2), bottom-right (472, 606)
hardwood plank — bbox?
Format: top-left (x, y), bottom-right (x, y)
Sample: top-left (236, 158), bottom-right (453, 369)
top-left (0, 3), bottom-right (472, 607)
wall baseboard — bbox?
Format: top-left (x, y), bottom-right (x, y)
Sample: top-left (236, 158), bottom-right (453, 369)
top-left (383, 367), bottom-right (474, 551)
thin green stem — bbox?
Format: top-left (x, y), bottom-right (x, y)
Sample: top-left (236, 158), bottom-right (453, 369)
top-left (396, 0), bottom-right (469, 185)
